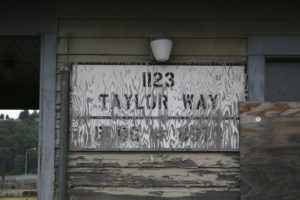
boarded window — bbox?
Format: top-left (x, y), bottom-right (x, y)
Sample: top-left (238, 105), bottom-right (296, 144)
top-left (69, 64), bottom-right (246, 151)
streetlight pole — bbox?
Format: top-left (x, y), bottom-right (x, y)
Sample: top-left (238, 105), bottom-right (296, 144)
top-left (25, 147), bottom-right (37, 175)
top-left (1, 144), bottom-right (6, 189)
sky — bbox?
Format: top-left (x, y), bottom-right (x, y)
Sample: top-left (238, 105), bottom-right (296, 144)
top-left (0, 110), bottom-right (36, 119)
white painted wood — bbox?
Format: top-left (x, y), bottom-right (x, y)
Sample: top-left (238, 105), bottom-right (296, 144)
top-left (69, 65), bottom-right (245, 151)
top-left (69, 186), bottom-right (240, 200)
top-left (68, 167), bottom-right (239, 187)
top-left (38, 33), bottom-right (56, 200)
top-left (65, 152), bottom-right (240, 168)
top-left (56, 55), bottom-right (246, 67)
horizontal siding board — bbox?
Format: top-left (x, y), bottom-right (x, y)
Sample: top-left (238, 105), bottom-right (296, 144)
top-left (69, 187), bottom-right (240, 200)
top-left (58, 19), bottom-right (300, 38)
top-left (57, 38), bottom-right (148, 55)
top-left (57, 2), bottom-right (300, 20)
top-left (68, 168), bottom-right (239, 187)
top-left (56, 55), bottom-right (246, 67)
top-left (57, 38), bottom-right (246, 56)
top-left (66, 152), bottom-right (239, 168)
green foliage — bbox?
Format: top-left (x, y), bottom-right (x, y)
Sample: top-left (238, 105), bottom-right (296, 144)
top-left (14, 154), bottom-right (25, 173)
top-left (18, 110), bottom-right (30, 121)
top-left (18, 110), bottom-right (39, 125)
top-left (0, 114), bottom-right (4, 119)
top-left (0, 116), bottom-right (38, 175)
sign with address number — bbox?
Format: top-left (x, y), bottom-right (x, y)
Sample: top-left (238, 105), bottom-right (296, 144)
top-left (69, 64), bottom-right (246, 151)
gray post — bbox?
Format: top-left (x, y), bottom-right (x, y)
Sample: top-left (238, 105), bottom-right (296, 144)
top-left (248, 55), bottom-right (265, 101)
top-left (59, 71), bottom-right (70, 200)
top-left (38, 33), bottom-right (56, 200)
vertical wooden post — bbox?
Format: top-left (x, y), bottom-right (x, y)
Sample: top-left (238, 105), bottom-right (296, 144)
top-left (59, 71), bottom-right (70, 200)
top-left (38, 33), bottom-right (56, 200)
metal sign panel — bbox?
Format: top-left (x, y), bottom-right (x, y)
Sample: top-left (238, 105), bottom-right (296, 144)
top-left (70, 65), bottom-right (246, 151)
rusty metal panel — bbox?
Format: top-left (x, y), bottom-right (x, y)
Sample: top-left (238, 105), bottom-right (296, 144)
top-left (240, 102), bottom-right (300, 199)
top-left (69, 65), bottom-right (246, 151)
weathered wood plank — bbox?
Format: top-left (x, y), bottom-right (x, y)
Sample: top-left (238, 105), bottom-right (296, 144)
top-left (58, 19), bottom-right (300, 38)
top-left (66, 152), bottom-right (239, 168)
top-left (56, 56), bottom-right (246, 68)
top-left (240, 102), bottom-right (300, 200)
top-left (69, 187), bottom-right (240, 200)
top-left (68, 168), bottom-right (239, 187)
top-left (56, 73), bottom-right (62, 92)
top-left (57, 38), bottom-right (246, 56)
top-left (69, 65), bottom-right (245, 151)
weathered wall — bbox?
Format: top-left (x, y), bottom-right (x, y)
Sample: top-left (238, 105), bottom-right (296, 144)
top-left (240, 102), bottom-right (300, 199)
top-left (55, 1), bottom-right (300, 199)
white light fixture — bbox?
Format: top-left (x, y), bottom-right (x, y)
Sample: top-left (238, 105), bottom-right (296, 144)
top-left (150, 32), bottom-right (173, 62)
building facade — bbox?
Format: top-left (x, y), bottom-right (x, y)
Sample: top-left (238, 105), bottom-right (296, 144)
top-left (1, 1), bottom-right (300, 199)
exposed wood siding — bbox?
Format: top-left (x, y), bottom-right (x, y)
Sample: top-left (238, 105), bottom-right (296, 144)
top-left (66, 153), bottom-right (240, 199)
top-left (240, 102), bottom-right (300, 199)
top-left (57, 55), bottom-right (246, 65)
top-left (69, 167), bottom-right (239, 187)
top-left (69, 187), bottom-right (240, 200)
top-left (65, 152), bottom-right (239, 168)
top-left (55, 4), bottom-right (300, 199)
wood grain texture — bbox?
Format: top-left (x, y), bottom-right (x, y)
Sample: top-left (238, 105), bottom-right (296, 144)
top-left (65, 152), bottom-right (240, 198)
top-left (68, 187), bottom-right (240, 200)
top-left (38, 33), bottom-right (56, 200)
top-left (66, 152), bottom-right (240, 168)
top-left (68, 167), bottom-right (239, 187)
top-left (56, 56), bottom-right (246, 68)
top-left (69, 65), bottom-right (245, 151)
top-left (240, 102), bottom-right (300, 200)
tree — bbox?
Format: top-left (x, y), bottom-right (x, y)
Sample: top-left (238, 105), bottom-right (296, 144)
top-left (0, 119), bottom-right (38, 175)
top-left (29, 110), bottom-right (39, 121)
top-left (18, 110), bottom-right (29, 121)
top-left (5, 114), bottom-right (9, 120)
top-left (13, 154), bottom-right (24, 174)
top-left (0, 114), bottom-right (4, 120)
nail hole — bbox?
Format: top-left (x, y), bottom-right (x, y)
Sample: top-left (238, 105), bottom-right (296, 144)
top-left (256, 117), bottom-right (261, 122)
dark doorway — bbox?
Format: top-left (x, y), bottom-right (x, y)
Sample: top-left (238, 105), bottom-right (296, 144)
top-left (0, 36), bottom-right (40, 109)
top-left (265, 58), bottom-right (300, 102)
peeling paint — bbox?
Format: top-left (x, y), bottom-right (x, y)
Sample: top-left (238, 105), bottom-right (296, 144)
top-left (70, 65), bottom-right (246, 151)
